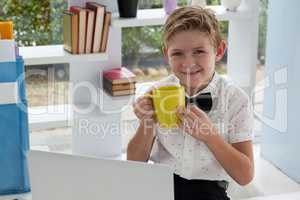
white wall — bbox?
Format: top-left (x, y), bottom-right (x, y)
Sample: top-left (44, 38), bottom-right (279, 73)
top-left (261, 0), bottom-right (300, 183)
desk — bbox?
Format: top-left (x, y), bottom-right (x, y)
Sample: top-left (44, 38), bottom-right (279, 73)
top-left (0, 153), bottom-right (127, 200)
top-left (243, 191), bottom-right (300, 200)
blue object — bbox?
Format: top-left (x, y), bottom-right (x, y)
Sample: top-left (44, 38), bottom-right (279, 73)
top-left (0, 56), bottom-right (30, 195)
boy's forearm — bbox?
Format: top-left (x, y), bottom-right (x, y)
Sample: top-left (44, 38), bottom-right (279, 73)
top-left (127, 119), bottom-right (156, 162)
top-left (205, 133), bottom-right (254, 185)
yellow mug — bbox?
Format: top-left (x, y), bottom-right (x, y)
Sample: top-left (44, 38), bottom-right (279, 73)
top-left (148, 85), bottom-right (185, 128)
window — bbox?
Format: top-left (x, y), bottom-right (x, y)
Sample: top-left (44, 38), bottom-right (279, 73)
top-left (1, 0), bottom-right (69, 107)
top-left (25, 64), bottom-right (69, 107)
top-left (122, 0), bottom-right (228, 83)
top-left (0, 0), bottom-right (67, 46)
top-left (122, 22), bottom-right (228, 83)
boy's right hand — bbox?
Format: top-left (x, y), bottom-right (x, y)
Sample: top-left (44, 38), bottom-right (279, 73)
top-left (133, 93), bottom-right (155, 121)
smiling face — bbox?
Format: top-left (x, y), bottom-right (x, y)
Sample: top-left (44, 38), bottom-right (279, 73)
top-left (164, 30), bottom-right (225, 95)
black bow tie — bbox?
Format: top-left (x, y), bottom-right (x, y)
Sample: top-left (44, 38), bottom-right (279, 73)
top-left (185, 92), bottom-right (213, 113)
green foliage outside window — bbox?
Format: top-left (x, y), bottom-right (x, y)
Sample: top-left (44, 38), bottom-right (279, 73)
top-left (0, 0), bottom-right (67, 46)
top-left (122, 26), bottom-right (163, 66)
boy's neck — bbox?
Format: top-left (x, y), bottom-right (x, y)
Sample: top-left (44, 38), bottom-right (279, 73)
top-left (185, 84), bottom-right (207, 96)
top-left (184, 73), bottom-right (215, 96)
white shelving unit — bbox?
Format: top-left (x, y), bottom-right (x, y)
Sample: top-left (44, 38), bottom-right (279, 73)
top-left (20, 45), bottom-right (108, 66)
top-left (22, 1), bottom-right (259, 158)
top-left (112, 6), bottom-right (254, 28)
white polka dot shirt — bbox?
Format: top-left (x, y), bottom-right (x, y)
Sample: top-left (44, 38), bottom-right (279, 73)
top-left (149, 72), bottom-right (254, 181)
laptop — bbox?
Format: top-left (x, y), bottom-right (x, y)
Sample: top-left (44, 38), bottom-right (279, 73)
top-left (28, 150), bottom-right (174, 200)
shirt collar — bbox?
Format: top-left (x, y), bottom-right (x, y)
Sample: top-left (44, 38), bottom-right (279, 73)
top-left (186, 72), bottom-right (220, 99)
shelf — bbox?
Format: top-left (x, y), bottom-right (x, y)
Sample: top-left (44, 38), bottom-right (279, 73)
top-left (28, 104), bottom-right (72, 131)
top-left (72, 90), bottom-right (136, 118)
top-left (74, 83), bottom-right (153, 116)
top-left (97, 81), bottom-right (154, 113)
top-left (27, 81), bottom-right (153, 130)
top-left (19, 45), bottom-right (108, 66)
top-left (112, 8), bottom-right (167, 28)
top-left (112, 6), bottom-right (254, 28)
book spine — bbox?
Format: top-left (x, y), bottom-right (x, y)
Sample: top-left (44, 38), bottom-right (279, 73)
top-left (103, 78), bottom-right (136, 91)
top-left (100, 12), bottom-right (111, 52)
top-left (72, 14), bottom-right (79, 54)
top-left (79, 9), bottom-right (87, 54)
top-left (93, 6), bottom-right (105, 53)
top-left (63, 12), bottom-right (72, 53)
top-left (85, 10), bottom-right (94, 53)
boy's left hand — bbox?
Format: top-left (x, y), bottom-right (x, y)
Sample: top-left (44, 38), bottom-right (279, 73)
top-left (178, 105), bottom-right (217, 143)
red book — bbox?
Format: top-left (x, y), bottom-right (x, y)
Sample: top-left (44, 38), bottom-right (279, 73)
top-left (103, 67), bottom-right (136, 84)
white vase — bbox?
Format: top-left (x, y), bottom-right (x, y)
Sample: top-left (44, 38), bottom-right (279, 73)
top-left (221, 0), bottom-right (242, 12)
top-left (190, 0), bottom-right (207, 8)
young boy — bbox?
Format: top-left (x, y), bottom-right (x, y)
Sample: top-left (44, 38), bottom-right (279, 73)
top-left (127, 6), bottom-right (254, 200)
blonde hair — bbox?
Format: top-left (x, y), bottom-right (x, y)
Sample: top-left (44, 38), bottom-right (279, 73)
top-left (163, 6), bottom-right (222, 50)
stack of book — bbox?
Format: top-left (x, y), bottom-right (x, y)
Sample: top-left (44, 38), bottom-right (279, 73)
top-left (103, 67), bottom-right (136, 96)
top-left (63, 2), bottom-right (111, 54)
top-left (0, 20), bottom-right (30, 195)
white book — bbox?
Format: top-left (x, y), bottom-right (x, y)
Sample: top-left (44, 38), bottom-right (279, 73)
top-left (0, 82), bottom-right (18, 105)
top-left (0, 39), bottom-right (16, 62)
